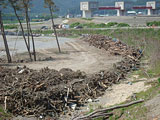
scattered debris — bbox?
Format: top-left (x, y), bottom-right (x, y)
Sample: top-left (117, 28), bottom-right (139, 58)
top-left (0, 35), bottom-right (143, 118)
top-left (73, 99), bottom-right (144, 120)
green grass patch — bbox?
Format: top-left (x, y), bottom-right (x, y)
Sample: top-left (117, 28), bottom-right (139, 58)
top-left (4, 24), bottom-right (18, 29)
top-left (69, 22), bottom-right (129, 28)
top-left (147, 21), bottom-right (160, 26)
top-left (70, 22), bottom-right (81, 28)
top-left (0, 106), bottom-right (11, 120)
top-left (32, 29), bottom-right (53, 34)
top-left (3, 20), bottom-right (24, 24)
top-left (158, 78), bottom-right (160, 83)
top-left (81, 18), bottom-right (93, 21)
top-left (106, 22), bottom-right (118, 27)
top-left (117, 23), bottom-right (130, 27)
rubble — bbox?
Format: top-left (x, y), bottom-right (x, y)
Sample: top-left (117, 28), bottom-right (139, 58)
top-left (0, 35), bottom-right (143, 118)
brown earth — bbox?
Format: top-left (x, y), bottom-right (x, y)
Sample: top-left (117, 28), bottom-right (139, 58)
top-left (145, 94), bottom-right (160, 120)
top-left (0, 35), bottom-right (143, 119)
top-left (16, 39), bottom-right (122, 74)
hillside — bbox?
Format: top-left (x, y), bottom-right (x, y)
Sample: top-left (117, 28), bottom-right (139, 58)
top-left (3, 0), bottom-right (160, 16)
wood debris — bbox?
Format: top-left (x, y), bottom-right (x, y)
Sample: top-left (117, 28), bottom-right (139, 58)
top-left (0, 35), bottom-right (143, 118)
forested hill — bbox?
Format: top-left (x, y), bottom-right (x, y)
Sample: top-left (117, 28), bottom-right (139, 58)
top-left (3, 0), bottom-right (160, 16)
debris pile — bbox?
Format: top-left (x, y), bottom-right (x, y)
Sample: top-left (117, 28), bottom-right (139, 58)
top-left (0, 58), bottom-right (5, 63)
top-left (83, 34), bottom-right (142, 57)
top-left (83, 34), bottom-right (142, 74)
top-left (0, 67), bottom-right (87, 117)
top-left (0, 35), bottom-right (143, 118)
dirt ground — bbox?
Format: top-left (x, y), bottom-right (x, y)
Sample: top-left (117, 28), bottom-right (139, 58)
top-left (9, 16), bottom-right (160, 30)
top-left (145, 94), bottom-right (160, 120)
top-left (61, 16), bottom-right (160, 27)
top-left (92, 16), bottom-right (160, 26)
top-left (17, 39), bottom-right (122, 74)
top-left (0, 36), bottom-right (121, 74)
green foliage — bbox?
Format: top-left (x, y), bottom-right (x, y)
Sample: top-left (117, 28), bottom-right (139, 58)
top-left (158, 78), bottom-right (160, 84)
top-left (4, 24), bottom-right (18, 29)
top-left (37, 14), bottom-right (57, 20)
top-left (117, 23), bottom-right (130, 27)
top-left (70, 22), bottom-right (130, 28)
top-left (70, 22), bottom-right (81, 28)
top-left (95, 23), bottom-right (107, 28)
top-left (3, 20), bottom-right (20, 24)
top-left (83, 22), bottom-right (96, 28)
top-left (106, 22), bottom-right (118, 27)
top-left (0, 106), bottom-right (11, 120)
top-left (147, 21), bottom-right (160, 26)
top-left (81, 18), bottom-right (93, 21)
top-left (32, 29), bottom-right (53, 34)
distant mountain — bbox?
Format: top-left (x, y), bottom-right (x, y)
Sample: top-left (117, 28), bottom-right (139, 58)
top-left (3, 0), bottom-right (160, 16)
top-left (30, 0), bottom-right (137, 15)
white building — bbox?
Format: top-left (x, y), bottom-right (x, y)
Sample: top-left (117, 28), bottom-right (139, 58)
top-left (80, 2), bottom-right (98, 18)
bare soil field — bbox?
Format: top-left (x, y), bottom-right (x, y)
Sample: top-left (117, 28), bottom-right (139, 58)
top-left (20, 39), bottom-right (122, 74)
top-left (68, 16), bottom-right (160, 26)
top-left (0, 36), bottom-right (121, 74)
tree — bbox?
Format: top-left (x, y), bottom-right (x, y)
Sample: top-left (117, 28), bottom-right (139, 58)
top-left (8, 0), bottom-right (32, 61)
top-left (0, 0), bottom-right (12, 63)
top-left (20, 0), bottom-right (36, 61)
top-left (44, 0), bottom-right (61, 53)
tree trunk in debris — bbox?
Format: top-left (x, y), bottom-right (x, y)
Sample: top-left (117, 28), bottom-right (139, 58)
top-left (28, 20), bottom-right (36, 61)
top-left (25, 8), bottom-right (31, 51)
top-left (49, 6), bottom-right (61, 53)
top-left (0, 11), bottom-right (12, 63)
top-left (12, 5), bottom-right (32, 61)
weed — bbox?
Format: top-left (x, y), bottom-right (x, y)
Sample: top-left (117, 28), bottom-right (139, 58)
top-left (117, 23), bottom-right (130, 27)
top-left (158, 78), bottom-right (160, 84)
top-left (82, 18), bottom-right (93, 21)
top-left (0, 106), bottom-right (11, 120)
top-left (70, 22), bottom-right (81, 28)
top-left (106, 22), bottom-right (118, 27)
top-left (4, 24), bottom-right (18, 29)
top-left (147, 21), bottom-right (160, 26)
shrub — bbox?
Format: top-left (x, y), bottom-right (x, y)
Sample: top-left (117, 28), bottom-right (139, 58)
top-left (70, 22), bottom-right (81, 28)
top-left (117, 23), bottom-right (130, 27)
top-left (106, 22), bottom-right (118, 27)
top-left (96, 23), bottom-right (107, 28)
top-left (146, 21), bottom-right (160, 26)
top-left (82, 18), bottom-right (93, 21)
top-left (158, 78), bottom-right (160, 83)
top-left (4, 24), bottom-right (18, 29)
top-left (83, 23), bottom-right (96, 28)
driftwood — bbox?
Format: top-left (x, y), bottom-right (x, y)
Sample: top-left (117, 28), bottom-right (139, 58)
top-left (0, 35), bottom-right (143, 117)
top-left (73, 99), bottom-right (144, 120)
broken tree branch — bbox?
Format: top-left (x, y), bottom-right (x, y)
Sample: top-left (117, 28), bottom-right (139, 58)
top-left (73, 99), bottom-right (144, 120)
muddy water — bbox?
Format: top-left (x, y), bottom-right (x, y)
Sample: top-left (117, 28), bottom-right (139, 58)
top-left (0, 36), bottom-right (73, 57)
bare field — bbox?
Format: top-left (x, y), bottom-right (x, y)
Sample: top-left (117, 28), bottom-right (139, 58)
top-left (0, 36), bottom-right (121, 74)
top-left (52, 16), bottom-right (160, 27)
top-left (19, 39), bottom-right (122, 74)
top-left (92, 16), bottom-right (160, 26)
